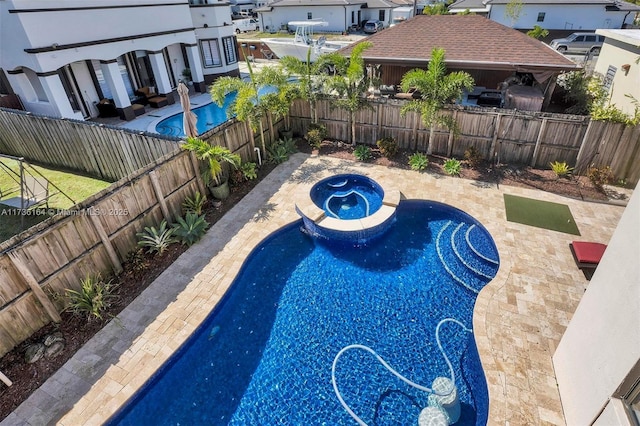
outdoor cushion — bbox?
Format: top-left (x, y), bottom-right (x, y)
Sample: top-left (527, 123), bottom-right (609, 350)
top-left (571, 241), bottom-right (607, 265)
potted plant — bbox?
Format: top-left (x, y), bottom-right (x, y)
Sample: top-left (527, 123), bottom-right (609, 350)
top-left (182, 137), bottom-right (241, 199)
top-left (182, 68), bottom-right (192, 85)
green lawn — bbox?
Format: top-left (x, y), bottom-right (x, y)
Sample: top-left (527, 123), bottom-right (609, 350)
top-left (0, 159), bottom-right (111, 242)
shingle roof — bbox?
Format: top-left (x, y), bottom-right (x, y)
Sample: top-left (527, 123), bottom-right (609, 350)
top-left (341, 15), bottom-right (579, 70)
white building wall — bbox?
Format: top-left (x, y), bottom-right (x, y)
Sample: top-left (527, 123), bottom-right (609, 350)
top-left (258, 6), bottom-right (353, 33)
top-left (489, 4), bottom-right (628, 30)
top-left (594, 29), bottom-right (640, 116)
top-left (191, 4), bottom-right (239, 79)
top-left (553, 184), bottom-right (640, 425)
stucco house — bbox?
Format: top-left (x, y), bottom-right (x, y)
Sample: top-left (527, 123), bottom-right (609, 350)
top-left (593, 29), bottom-right (640, 117)
top-left (449, 0), bottom-right (640, 30)
top-left (255, 0), bottom-right (413, 34)
top-left (340, 14), bottom-right (580, 109)
top-left (0, 0), bottom-right (240, 121)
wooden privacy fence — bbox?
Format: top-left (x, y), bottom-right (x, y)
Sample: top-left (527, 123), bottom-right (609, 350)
top-left (0, 150), bottom-right (202, 357)
top-left (290, 98), bottom-right (640, 185)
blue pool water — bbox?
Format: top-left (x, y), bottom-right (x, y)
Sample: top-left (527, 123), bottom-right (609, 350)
top-left (155, 87), bottom-right (278, 137)
top-left (311, 174), bottom-right (384, 220)
top-left (109, 200), bottom-right (499, 425)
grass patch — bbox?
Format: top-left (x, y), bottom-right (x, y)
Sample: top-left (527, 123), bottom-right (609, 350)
top-left (0, 160), bottom-right (111, 242)
top-left (503, 194), bottom-right (581, 235)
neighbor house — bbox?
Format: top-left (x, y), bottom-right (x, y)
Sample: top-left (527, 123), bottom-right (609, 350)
top-left (340, 14), bottom-right (580, 110)
top-left (255, 0), bottom-right (413, 33)
top-left (593, 29), bottom-right (640, 117)
top-left (484, 0), bottom-right (640, 30)
top-left (0, 0), bottom-right (239, 121)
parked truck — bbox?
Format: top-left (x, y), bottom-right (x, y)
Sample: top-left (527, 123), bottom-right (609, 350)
top-left (232, 18), bottom-right (260, 34)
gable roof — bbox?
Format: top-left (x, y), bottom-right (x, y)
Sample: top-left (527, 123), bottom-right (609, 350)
top-left (341, 15), bottom-right (580, 71)
top-left (448, 0), bottom-right (490, 12)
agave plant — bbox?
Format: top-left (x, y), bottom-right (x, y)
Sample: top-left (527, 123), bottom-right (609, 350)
top-left (173, 212), bottom-right (209, 246)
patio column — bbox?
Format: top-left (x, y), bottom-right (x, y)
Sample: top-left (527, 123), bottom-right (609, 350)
top-left (147, 51), bottom-right (176, 105)
top-left (100, 60), bottom-right (136, 121)
top-left (36, 72), bottom-right (81, 120)
top-left (185, 43), bottom-right (206, 93)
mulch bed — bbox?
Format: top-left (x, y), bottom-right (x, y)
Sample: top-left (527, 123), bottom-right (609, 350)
top-left (0, 140), bottom-right (618, 420)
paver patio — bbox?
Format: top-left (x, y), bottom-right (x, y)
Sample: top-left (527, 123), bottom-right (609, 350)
top-left (1, 153), bottom-right (627, 425)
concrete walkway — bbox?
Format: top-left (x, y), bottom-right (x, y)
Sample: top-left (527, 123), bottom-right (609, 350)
top-left (2, 154), bottom-right (627, 425)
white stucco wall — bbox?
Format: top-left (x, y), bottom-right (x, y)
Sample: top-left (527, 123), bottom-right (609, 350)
top-left (553, 184), bottom-right (640, 425)
top-left (594, 29), bottom-right (640, 116)
top-left (258, 5), bottom-right (361, 33)
top-left (489, 4), bottom-right (629, 30)
top-left (1, 0), bottom-right (197, 72)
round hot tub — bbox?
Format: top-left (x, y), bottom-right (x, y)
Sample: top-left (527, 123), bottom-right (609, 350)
top-left (296, 174), bottom-right (400, 244)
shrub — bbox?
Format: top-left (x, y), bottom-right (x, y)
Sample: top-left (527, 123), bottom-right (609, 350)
top-left (354, 145), bottom-right (372, 161)
top-left (65, 273), bottom-right (118, 321)
top-left (306, 123), bottom-right (327, 149)
top-left (268, 137), bottom-right (297, 164)
top-left (443, 158), bottom-right (462, 176)
top-left (173, 212), bottom-right (209, 246)
top-left (126, 248), bottom-right (148, 271)
top-left (137, 220), bottom-right (177, 255)
top-left (409, 153), bottom-right (429, 171)
top-left (240, 162), bottom-right (258, 180)
top-left (463, 146), bottom-right (483, 169)
top-left (550, 161), bottom-right (573, 178)
top-left (588, 165), bottom-right (614, 190)
top-left (182, 191), bottom-right (206, 215)
top-left (376, 137), bottom-right (398, 158)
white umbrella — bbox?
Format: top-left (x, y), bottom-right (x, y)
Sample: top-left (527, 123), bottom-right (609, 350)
top-left (177, 82), bottom-right (198, 138)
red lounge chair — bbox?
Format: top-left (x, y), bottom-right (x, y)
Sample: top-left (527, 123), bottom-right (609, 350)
top-left (570, 241), bottom-right (607, 271)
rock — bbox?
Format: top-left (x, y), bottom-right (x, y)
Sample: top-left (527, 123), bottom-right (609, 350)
top-left (43, 332), bottom-right (64, 347)
top-left (44, 341), bottom-right (65, 358)
top-left (24, 343), bottom-right (45, 363)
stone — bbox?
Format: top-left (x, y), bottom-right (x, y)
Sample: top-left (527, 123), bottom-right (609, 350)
top-left (44, 341), bottom-right (65, 358)
top-left (24, 343), bottom-right (46, 363)
top-left (43, 332), bottom-right (64, 347)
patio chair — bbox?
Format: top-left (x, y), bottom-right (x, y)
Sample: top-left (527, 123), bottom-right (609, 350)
top-left (570, 241), bottom-right (607, 279)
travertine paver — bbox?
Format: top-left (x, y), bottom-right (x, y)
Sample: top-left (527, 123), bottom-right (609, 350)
top-left (1, 154), bottom-right (627, 426)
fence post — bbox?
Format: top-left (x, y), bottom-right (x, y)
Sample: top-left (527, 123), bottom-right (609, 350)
top-left (530, 118), bottom-right (548, 167)
top-left (88, 213), bottom-right (123, 274)
top-left (447, 110), bottom-right (458, 157)
top-left (377, 102), bottom-right (383, 142)
top-left (411, 112), bottom-right (419, 151)
top-left (0, 370), bottom-right (11, 387)
top-left (489, 113), bottom-right (502, 160)
top-left (575, 119), bottom-right (595, 173)
top-left (149, 170), bottom-right (171, 222)
top-left (7, 253), bottom-right (61, 323)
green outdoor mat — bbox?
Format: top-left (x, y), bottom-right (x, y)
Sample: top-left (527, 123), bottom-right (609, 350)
top-left (503, 194), bottom-right (581, 235)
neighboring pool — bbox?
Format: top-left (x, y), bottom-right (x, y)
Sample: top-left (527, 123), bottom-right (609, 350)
top-left (155, 87), bottom-right (278, 137)
top-left (109, 200), bottom-right (499, 425)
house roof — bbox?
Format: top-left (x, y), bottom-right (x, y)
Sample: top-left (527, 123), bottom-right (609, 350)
top-left (255, 0), bottom-right (409, 8)
top-left (340, 15), bottom-right (580, 71)
top-left (448, 0), bottom-right (490, 12)
top-left (597, 29), bottom-right (640, 47)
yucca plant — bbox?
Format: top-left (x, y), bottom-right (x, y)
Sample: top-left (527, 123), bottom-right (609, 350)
top-left (409, 152), bottom-right (429, 171)
top-left (173, 212), bottom-right (209, 246)
top-left (65, 273), bottom-right (118, 321)
top-left (137, 220), bottom-right (177, 255)
top-left (550, 161), bottom-right (574, 178)
top-left (354, 145), bottom-right (372, 161)
top-left (182, 191), bottom-right (206, 215)
top-left (443, 158), bottom-right (462, 176)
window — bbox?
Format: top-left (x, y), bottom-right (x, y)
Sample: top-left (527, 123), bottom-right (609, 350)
top-left (585, 35), bottom-right (596, 42)
top-left (537, 12), bottom-right (545, 22)
top-left (91, 57), bottom-right (134, 100)
top-left (603, 65), bottom-right (616, 90)
top-left (222, 36), bottom-right (238, 65)
top-left (575, 35), bottom-right (585, 42)
top-left (379, 10), bottom-right (385, 21)
top-left (307, 12), bottom-right (312, 20)
top-left (351, 11), bottom-right (355, 24)
top-left (200, 39), bottom-right (222, 68)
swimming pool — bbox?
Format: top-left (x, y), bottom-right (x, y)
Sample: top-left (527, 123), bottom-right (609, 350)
top-left (311, 174), bottom-right (384, 220)
top-left (155, 87), bottom-right (278, 137)
top-left (109, 200), bottom-right (499, 425)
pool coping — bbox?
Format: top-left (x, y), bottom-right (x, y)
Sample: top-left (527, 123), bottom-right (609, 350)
top-left (1, 153), bottom-right (627, 425)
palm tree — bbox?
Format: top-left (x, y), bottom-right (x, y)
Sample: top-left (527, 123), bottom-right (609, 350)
top-left (279, 49), bottom-right (337, 124)
top-left (324, 41), bottom-right (373, 145)
top-left (400, 47), bottom-right (474, 155)
top-left (209, 57), bottom-right (292, 158)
